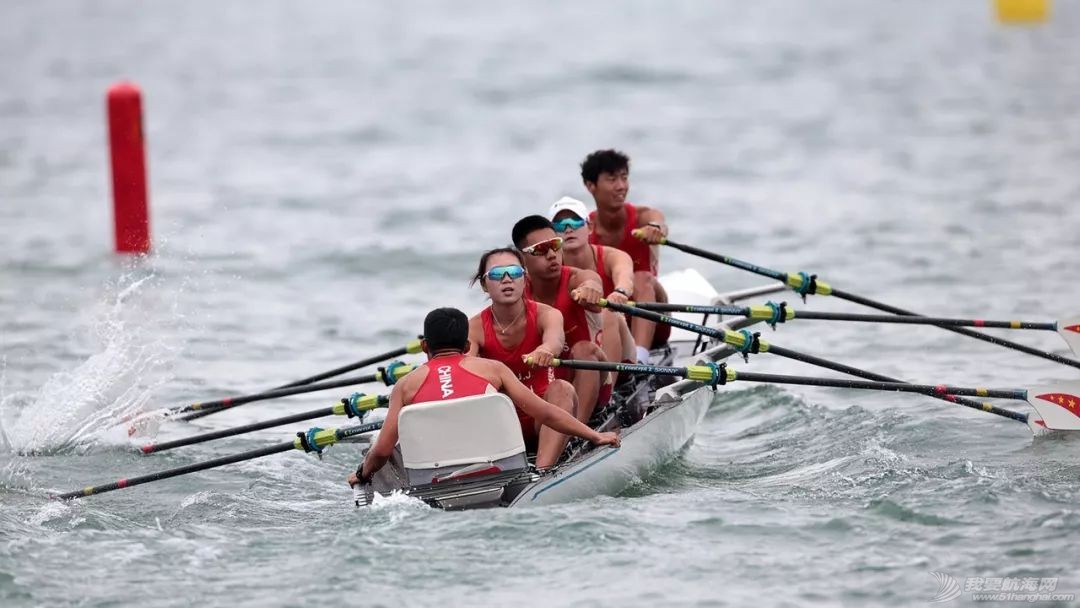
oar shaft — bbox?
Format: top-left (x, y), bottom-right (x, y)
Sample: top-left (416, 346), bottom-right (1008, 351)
top-left (609, 301), bottom-right (1029, 423)
top-left (142, 407), bottom-right (335, 454)
top-left (145, 394), bottom-right (389, 453)
top-left (662, 238), bottom-right (1080, 370)
top-left (728, 370), bottom-right (1028, 400)
top-left (792, 310), bottom-right (1056, 330)
top-left (176, 372), bottom-right (381, 421)
top-left (662, 240), bottom-right (787, 282)
top-left (828, 288), bottom-right (1080, 370)
top-left (555, 358), bottom-right (691, 379)
top-left (635, 302), bottom-right (1057, 331)
top-left (275, 345), bottom-right (410, 389)
top-left (56, 441), bottom-right (295, 500)
top-left (554, 359), bottom-right (1028, 400)
top-left (763, 344), bottom-right (1029, 423)
top-left (58, 421), bottom-right (385, 500)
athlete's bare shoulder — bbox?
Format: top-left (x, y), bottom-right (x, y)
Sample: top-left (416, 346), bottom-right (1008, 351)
top-left (398, 363), bottom-right (430, 406)
top-left (460, 355), bottom-right (504, 388)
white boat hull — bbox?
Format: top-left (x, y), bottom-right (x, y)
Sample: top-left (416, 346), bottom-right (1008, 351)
top-left (509, 385), bottom-right (713, 506)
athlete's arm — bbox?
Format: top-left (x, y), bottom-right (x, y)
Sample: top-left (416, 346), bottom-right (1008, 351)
top-left (356, 372), bottom-right (413, 484)
top-left (568, 267), bottom-right (604, 312)
top-left (527, 304), bottom-right (565, 368)
top-left (635, 206), bottom-right (668, 245)
top-left (602, 247), bottom-right (635, 304)
top-left (495, 362), bottom-right (619, 447)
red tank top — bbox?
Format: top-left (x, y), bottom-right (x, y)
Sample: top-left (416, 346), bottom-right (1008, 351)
top-left (410, 354), bottom-right (494, 404)
top-left (526, 267), bottom-right (594, 356)
top-left (589, 202), bottom-right (656, 275)
top-left (479, 299), bottom-right (553, 396)
top-left (592, 245), bottom-right (615, 296)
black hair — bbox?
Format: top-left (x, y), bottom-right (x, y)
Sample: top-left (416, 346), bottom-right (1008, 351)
top-left (511, 215), bottom-right (555, 249)
top-left (423, 307), bottom-right (469, 353)
top-left (471, 247), bottom-right (526, 286)
top-left (580, 149), bottom-right (631, 184)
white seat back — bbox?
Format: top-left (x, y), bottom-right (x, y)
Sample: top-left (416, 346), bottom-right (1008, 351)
top-left (398, 393), bottom-right (526, 470)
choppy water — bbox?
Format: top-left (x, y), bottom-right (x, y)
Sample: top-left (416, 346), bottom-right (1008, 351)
top-left (3, 1), bottom-right (1080, 606)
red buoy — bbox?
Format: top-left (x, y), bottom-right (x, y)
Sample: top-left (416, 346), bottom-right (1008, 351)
top-left (107, 82), bottom-right (151, 254)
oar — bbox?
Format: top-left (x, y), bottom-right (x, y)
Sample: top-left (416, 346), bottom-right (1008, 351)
top-left (139, 393), bottom-right (388, 454)
top-left (651, 237), bottom-right (1080, 370)
top-left (550, 359), bottom-right (1080, 432)
top-left (55, 420), bottom-right (384, 500)
top-left (276, 339), bottom-right (422, 389)
top-left (633, 302), bottom-right (1080, 358)
top-left (603, 300), bottom-right (1031, 425)
top-left (125, 342), bottom-right (418, 431)
top-left (172, 362), bottom-right (412, 422)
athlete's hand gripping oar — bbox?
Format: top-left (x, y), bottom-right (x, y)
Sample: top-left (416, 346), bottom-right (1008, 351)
top-left (603, 299), bottom-right (1032, 426)
top-left (549, 359), bottom-right (1080, 432)
top-left (55, 421), bottom-right (384, 500)
top-left (172, 361), bottom-right (412, 422)
top-left (139, 393), bottom-right (389, 454)
top-left (634, 302), bottom-right (1080, 358)
top-left (649, 236), bottom-right (1080, 371)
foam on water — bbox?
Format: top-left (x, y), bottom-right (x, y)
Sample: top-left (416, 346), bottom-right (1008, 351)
top-left (0, 272), bottom-right (180, 456)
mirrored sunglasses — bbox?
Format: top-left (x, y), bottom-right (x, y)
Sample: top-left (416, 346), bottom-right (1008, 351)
top-left (520, 237), bottom-right (563, 257)
top-left (485, 264), bottom-right (526, 281)
top-left (552, 217), bottom-right (587, 233)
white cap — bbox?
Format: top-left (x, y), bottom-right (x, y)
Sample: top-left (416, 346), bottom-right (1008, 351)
top-left (548, 196), bottom-right (590, 221)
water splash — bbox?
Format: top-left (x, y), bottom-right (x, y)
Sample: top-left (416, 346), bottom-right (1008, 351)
top-left (0, 270), bottom-right (182, 455)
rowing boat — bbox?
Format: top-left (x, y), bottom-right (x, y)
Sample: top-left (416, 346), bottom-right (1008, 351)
top-left (55, 239), bottom-right (1080, 504)
top-left (354, 270), bottom-right (786, 510)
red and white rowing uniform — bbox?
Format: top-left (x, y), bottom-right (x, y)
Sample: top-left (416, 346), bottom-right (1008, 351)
top-left (478, 299), bottom-right (554, 442)
top-left (410, 353), bottom-right (495, 404)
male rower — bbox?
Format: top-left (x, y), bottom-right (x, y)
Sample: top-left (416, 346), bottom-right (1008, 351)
top-left (511, 215), bottom-right (608, 425)
top-left (581, 149), bottom-right (670, 362)
top-left (548, 196), bottom-right (637, 369)
top-left (466, 247), bottom-right (581, 468)
top-left (348, 307), bottom-right (619, 487)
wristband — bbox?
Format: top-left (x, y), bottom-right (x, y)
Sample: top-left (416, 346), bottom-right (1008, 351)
top-left (355, 463), bottom-right (372, 486)
top-left (613, 287), bottom-right (632, 297)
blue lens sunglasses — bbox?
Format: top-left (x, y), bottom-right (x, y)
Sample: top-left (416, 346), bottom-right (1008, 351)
top-left (486, 264), bottom-right (526, 281)
top-left (552, 217), bottom-right (586, 233)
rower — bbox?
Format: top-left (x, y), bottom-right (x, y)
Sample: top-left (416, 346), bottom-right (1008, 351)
top-left (511, 215), bottom-right (608, 425)
top-left (581, 149), bottom-right (670, 362)
top-left (548, 196), bottom-right (637, 371)
top-left (466, 247), bottom-right (581, 468)
top-left (348, 307), bottom-right (620, 487)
